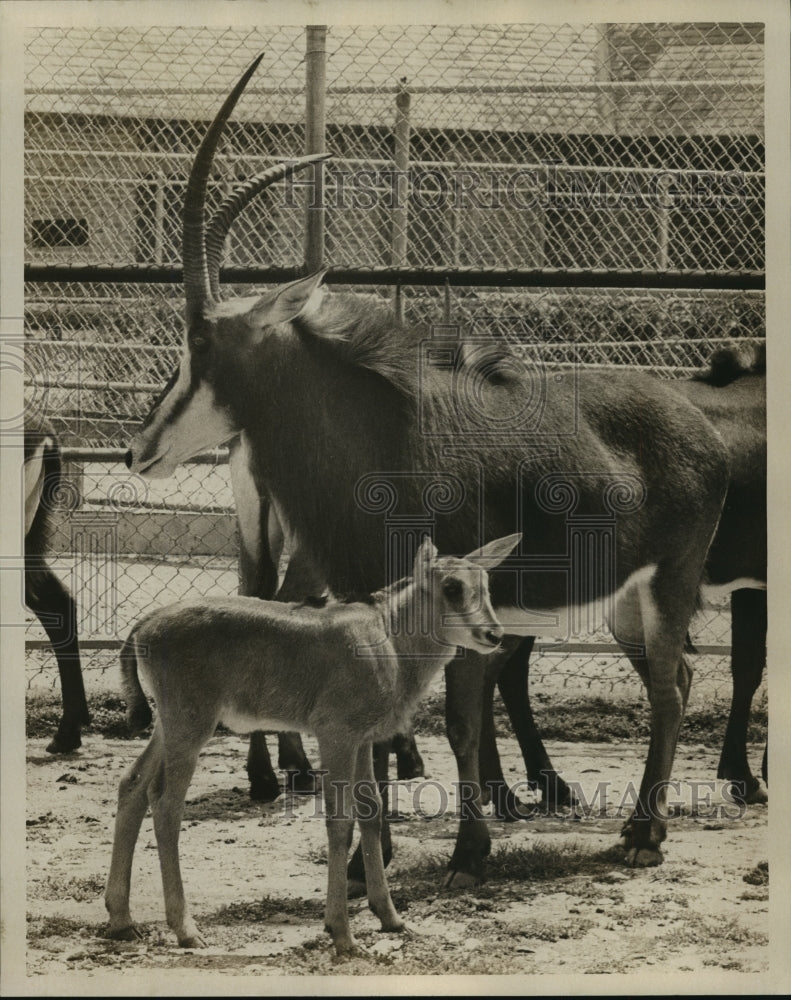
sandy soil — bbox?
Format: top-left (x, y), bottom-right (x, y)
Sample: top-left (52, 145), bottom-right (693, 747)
top-left (24, 728), bottom-right (768, 988)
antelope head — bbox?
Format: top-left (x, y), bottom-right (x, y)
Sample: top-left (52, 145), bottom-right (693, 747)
top-left (126, 55), bottom-right (330, 478)
top-left (414, 533), bottom-right (522, 653)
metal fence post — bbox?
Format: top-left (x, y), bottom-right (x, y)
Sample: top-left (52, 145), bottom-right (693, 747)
top-left (305, 25), bottom-right (327, 273)
top-left (594, 25), bottom-right (616, 133)
top-left (154, 168), bottom-right (165, 266)
top-left (392, 79), bottom-right (411, 319)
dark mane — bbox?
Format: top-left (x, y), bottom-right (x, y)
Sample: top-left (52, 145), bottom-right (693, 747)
top-left (295, 293), bottom-right (428, 398)
top-left (693, 342), bottom-right (766, 387)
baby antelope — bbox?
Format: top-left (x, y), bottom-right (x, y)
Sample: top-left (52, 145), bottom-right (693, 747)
top-left (104, 533), bottom-right (520, 955)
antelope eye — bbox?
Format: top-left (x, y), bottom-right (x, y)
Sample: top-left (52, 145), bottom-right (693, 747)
top-left (443, 578), bottom-right (463, 600)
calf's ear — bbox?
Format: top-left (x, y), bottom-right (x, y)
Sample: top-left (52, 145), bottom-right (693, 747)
top-left (465, 532), bottom-right (522, 569)
top-left (413, 535), bottom-right (438, 581)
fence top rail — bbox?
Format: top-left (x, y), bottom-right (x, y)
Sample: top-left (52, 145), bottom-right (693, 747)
top-left (28, 78), bottom-right (765, 99)
top-left (24, 264), bottom-right (766, 292)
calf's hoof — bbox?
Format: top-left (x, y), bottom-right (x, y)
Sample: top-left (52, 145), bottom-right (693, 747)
top-left (327, 928), bottom-right (359, 958)
top-left (106, 924), bottom-right (144, 942)
top-left (178, 932), bottom-right (207, 949)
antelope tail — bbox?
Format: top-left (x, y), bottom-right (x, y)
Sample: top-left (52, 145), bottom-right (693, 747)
top-left (120, 630), bottom-right (153, 732)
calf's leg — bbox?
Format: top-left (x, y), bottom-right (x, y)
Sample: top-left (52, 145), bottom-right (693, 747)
top-left (105, 729), bottom-right (163, 939)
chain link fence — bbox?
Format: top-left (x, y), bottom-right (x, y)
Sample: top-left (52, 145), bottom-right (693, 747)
top-left (23, 23), bottom-right (765, 705)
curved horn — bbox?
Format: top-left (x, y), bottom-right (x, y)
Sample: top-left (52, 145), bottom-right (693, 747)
top-left (205, 153), bottom-right (332, 299)
top-left (183, 53), bottom-right (264, 324)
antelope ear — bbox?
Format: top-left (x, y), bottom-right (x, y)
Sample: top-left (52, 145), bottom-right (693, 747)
top-left (250, 268), bottom-right (327, 327)
top-left (465, 532), bottom-right (522, 569)
top-left (413, 535), bottom-right (438, 580)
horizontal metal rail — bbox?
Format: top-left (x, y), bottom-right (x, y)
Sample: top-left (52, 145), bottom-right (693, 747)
top-left (28, 78), bottom-right (764, 98)
top-left (26, 149), bottom-right (767, 182)
top-left (24, 637), bottom-right (733, 655)
top-left (59, 446), bottom-right (229, 465)
top-left (24, 265), bottom-right (766, 291)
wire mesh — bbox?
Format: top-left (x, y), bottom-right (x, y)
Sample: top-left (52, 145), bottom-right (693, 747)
top-left (22, 23), bottom-right (765, 700)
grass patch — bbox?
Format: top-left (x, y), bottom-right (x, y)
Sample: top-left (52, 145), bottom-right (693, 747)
top-left (33, 874), bottom-right (106, 903)
top-left (389, 840), bottom-right (626, 909)
top-left (663, 913), bottom-right (768, 948)
top-left (26, 692), bottom-right (134, 741)
top-left (26, 688), bottom-right (767, 749)
top-left (412, 690), bottom-right (766, 748)
top-left (486, 840), bottom-right (626, 882)
top-left (204, 896), bottom-right (324, 926)
top-left (27, 914), bottom-right (99, 943)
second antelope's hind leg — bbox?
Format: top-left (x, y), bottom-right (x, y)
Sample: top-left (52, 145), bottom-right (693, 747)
top-left (497, 636), bottom-right (574, 810)
top-left (353, 742), bottom-right (404, 936)
top-left (105, 727), bottom-right (164, 940)
top-left (717, 588), bottom-right (767, 804)
top-left (614, 572), bottom-right (696, 867)
top-left (391, 728), bottom-right (425, 781)
top-left (279, 731), bottom-right (318, 793)
top-left (246, 731), bottom-right (282, 802)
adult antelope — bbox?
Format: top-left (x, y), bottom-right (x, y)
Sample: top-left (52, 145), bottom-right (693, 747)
top-left (477, 343), bottom-right (767, 817)
top-left (105, 534), bottom-right (517, 954)
top-left (24, 407), bottom-right (89, 752)
top-left (127, 56), bottom-right (731, 879)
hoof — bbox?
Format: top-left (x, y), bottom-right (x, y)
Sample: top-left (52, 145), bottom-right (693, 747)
top-left (347, 878), bottom-right (367, 899)
top-left (46, 731), bottom-right (82, 754)
top-left (327, 929), bottom-right (359, 958)
top-left (444, 869), bottom-right (481, 890)
top-left (178, 932), bottom-right (207, 948)
top-left (626, 846), bottom-right (663, 868)
top-left (725, 779), bottom-right (768, 806)
top-left (248, 777), bottom-right (282, 803)
top-left (540, 776), bottom-right (575, 811)
top-left (106, 924), bottom-right (144, 942)
top-left (744, 784), bottom-right (769, 806)
top-left (492, 788), bottom-right (535, 822)
top-left (379, 917), bottom-right (406, 934)
top-left (286, 769), bottom-right (318, 795)
top-left (127, 705), bottom-right (152, 733)
top-left (396, 755), bottom-right (425, 781)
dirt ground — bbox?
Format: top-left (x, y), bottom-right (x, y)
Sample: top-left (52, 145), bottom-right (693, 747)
top-left (23, 726), bottom-right (769, 990)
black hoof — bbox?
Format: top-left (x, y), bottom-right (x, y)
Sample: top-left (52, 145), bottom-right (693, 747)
top-left (396, 753), bottom-right (425, 781)
top-left (493, 788), bottom-right (535, 822)
top-left (539, 774), bottom-right (574, 811)
top-left (725, 777), bottom-right (768, 806)
top-left (46, 729), bottom-right (82, 754)
top-left (248, 775), bottom-right (282, 802)
top-left (127, 705), bottom-right (152, 734)
top-left (286, 769), bottom-right (318, 794)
